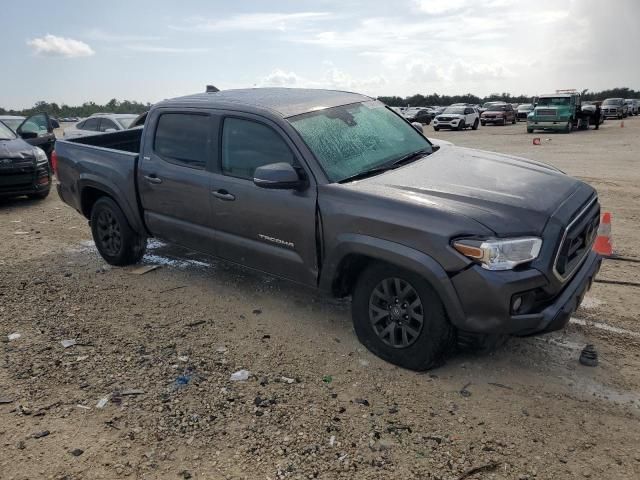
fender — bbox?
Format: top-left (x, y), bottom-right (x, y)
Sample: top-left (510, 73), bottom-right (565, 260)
top-left (320, 233), bottom-right (466, 327)
top-left (78, 174), bottom-right (147, 235)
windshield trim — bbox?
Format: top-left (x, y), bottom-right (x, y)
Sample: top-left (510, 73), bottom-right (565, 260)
top-left (0, 121), bottom-right (18, 140)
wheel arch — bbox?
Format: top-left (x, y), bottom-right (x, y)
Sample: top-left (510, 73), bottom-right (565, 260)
top-left (320, 234), bottom-right (466, 326)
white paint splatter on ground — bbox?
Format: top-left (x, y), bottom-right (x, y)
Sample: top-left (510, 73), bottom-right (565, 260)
top-left (581, 295), bottom-right (604, 309)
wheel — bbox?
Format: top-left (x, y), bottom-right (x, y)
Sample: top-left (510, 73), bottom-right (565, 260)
top-left (564, 119), bottom-right (573, 133)
top-left (527, 128), bottom-right (534, 133)
top-left (511, 116), bottom-right (516, 124)
top-left (433, 126), bottom-right (439, 131)
top-left (480, 121), bottom-right (486, 126)
top-left (457, 120), bottom-right (466, 131)
top-left (352, 263), bottom-right (455, 370)
top-left (27, 189), bottom-right (50, 200)
top-left (90, 196), bottom-right (147, 266)
top-left (472, 118), bottom-right (479, 130)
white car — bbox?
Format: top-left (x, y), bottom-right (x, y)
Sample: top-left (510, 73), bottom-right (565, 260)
top-left (63, 113), bottom-right (139, 139)
top-left (624, 99), bottom-right (639, 116)
top-left (433, 106), bottom-right (480, 131)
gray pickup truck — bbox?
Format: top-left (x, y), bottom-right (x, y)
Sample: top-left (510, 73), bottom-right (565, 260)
top-left (55, 88), bottom-right (602, 370)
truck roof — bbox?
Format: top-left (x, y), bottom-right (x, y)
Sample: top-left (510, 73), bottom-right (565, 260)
top-left (159, 88), bottom-right (372, 118)
top-left (539, 93), bottom-right (574, 98)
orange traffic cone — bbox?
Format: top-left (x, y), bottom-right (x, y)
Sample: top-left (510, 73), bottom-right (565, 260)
top-left (593, 212), bottom-right (613, 256)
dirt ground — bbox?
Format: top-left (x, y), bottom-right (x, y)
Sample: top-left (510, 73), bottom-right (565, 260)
top-left (1, 117), bottom-right (639, 480)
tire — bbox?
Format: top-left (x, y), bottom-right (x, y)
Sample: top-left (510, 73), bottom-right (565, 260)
top-left (352, 262), bottom-right (456, 371)
top-left (480, 121), bottom-right (486, 126)
top-left (457, 120), bottom-right (466, 131)
top-left (90, 196), bottom-right (147, 266)
top-left (501, 118), bottom-right (507, 126)
top-left (28, 189), bottom-right (50, 200)
top-left (564, 119), bottom-right (573, 133)
top-left (472, 118), bottom-right (479, 130)
top-left (511, 116), bottom-right (516, 124)
top-left (527, 128), bottom-right (534, 133)
top-left (433, 126), bottom-right (439, 131)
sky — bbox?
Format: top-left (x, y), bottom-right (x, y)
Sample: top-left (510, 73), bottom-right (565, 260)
top-left (2, 0), bottom-right (639, 109)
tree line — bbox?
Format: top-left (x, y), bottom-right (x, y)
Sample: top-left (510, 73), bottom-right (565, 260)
top-left (0, 99), bottom-right (151, 118)
top-left (1, 88), bottom-right (638, 116)
top-left (378, 87), bottom-right (640, 107)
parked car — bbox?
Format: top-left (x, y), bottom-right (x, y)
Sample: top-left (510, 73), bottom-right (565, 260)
top-left (581, 102), bottom-right (605, 128)
top-left (0, 120), bottom-right (52, 200)
top-left (404, 108), bottom-right (433, 125)
top-left (601, 98), bottom-right (628, 119)
top-left (624, 99), bottom-right (638, 116)
top-left (433, 106), bottom-right (480, 131)
top-left (480, 103), bottom-right (516, 126)
top-left (516, 104), bottom-right (534, 121)
top-left (54, 88), bottom-right (602, 370)
top-left (63, 114), bottom-right (139, 139)
top-left (478, 101), bottom-right (503, 113)
top-left (0, 113), bottom-right (57, 158)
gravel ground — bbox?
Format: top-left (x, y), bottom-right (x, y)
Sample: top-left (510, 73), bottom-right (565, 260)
top-left (1, 118), bottom-right (640, 480)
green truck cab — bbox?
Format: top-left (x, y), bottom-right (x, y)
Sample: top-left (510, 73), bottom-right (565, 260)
top-left (527, 90), bottom-right (589, 133)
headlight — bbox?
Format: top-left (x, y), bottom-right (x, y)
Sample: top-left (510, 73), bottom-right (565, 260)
top-left (34, 147), bottom-right (48, 165)
top-left (453, 237), bottom-right (542, 271)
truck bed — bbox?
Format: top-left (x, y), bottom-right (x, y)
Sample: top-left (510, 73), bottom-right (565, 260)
top-left (55, 128), bottom-right (146, 234)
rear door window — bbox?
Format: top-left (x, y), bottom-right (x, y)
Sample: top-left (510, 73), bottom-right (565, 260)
top-left (154, 113), bottom-right (210, 169)
top-left (98, 119), bottom-right (118, 132)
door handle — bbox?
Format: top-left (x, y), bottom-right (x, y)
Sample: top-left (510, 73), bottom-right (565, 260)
top-left (144, 175), bottom-right (163, 184)
top-left (211, 189), bottom-right (235, 201)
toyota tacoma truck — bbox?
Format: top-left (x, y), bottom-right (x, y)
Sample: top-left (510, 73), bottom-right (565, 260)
top-left (54, 88), bottom-right (602, 370)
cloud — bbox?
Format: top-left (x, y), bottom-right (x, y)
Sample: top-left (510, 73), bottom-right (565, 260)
top-left (27, 34), bottom-right (95, 58)
top-left (258, 66), bottom-right (386, 95)
top-left (171, 12), bottom-right (332, 32)
top-left (414, 0), bottom-right (469, 15)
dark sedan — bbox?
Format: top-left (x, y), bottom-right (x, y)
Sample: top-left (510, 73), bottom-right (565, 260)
top-left (0, 120), bottom-right (51, 200)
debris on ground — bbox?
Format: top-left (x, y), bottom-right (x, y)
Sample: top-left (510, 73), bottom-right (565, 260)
top-left (60, 339), bottom-right (77, 348)
top-left (230, 369), bottom-right (250, 381)
top-left (7, 333), bottom-right (21, 341)
top-left (70, 448), bottom-right (84, 457)
top-left (580, 344), bottom-right (599, 367)
top-left (129, 265), bottom-right (161, 275)
top-left (32, 430), bottom-right (50, 439)
top-left (96, 396), bottom-right (110, 409)
top-left (459, 382), bottom-right (472, 397)
top-left (322, 375), bottom-right (333, 383)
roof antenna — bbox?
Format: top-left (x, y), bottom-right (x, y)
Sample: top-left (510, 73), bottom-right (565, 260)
top-left (206, 85), bottom-right (220, 93)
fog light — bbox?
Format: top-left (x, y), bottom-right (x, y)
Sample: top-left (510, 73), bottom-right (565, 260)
top-left (511, 296), bottom-right (523, 313)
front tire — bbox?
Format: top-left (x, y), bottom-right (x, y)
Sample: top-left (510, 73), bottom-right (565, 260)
top-left (433, 126), bottom-right (440, 131)
top-left (28, 189), bottom-right (50, 200)
top-left (90, 196), bottom-right (147, 266)
top-left (457, 120), bottom-right (466, 131)
top-left (472, 118), bottom-right (479, 130)
top-left (352, 263), bottom-right (455, 371)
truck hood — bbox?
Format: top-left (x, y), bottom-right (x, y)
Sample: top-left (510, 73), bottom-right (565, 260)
top-left (344, 146), bottom-right (586, 235)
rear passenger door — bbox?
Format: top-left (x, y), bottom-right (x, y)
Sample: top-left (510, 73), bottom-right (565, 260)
top-left (209, 113), bottom-right (319, 286)
top-left (137, 110), bottom-right (218, 255)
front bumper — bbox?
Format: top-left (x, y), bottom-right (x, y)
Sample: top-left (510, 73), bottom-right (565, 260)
top-left (434, 120), bottom-right (461, 129)
top-left (0, 164), bottom-right (51, 198)
top-left (481, 117), bottom-right (506, 123)
top-left (527, 120), bottom-right (568, 131)
top-left (449, 250), bottom-right (602, 336)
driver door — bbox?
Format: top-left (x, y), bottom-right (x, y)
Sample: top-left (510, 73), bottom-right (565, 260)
top-left (17, 113), bottom-right (56, 158)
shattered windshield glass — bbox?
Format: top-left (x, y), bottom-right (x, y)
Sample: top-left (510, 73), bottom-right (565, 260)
top-left (289, 101), bottom-right (431, 182)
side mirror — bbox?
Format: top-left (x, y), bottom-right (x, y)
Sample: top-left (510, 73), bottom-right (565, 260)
top-left (411, 122), bottom-right (424, 134)
top-left (254, 162), bottom-right (305, 190)
top-left (20, 131), bottom-right (38, 140)
top-left (50, 119), bottom-right (60, 129)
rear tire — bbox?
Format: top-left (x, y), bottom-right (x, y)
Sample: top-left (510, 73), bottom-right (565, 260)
top-left (90, 196), bottom-right (147, 266)
top-left (352, 263), bottom-right (456, 371)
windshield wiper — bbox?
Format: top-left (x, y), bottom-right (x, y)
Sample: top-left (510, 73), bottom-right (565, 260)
top-left (338, 148), bottom-right (432, 183)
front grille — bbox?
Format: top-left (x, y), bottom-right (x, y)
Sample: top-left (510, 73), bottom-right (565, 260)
top-left (537, 109), bottom-right (556, 116)
top-left (553, 198), bottom-right (600, 281)
top-left (438, 117), bottom-right (453, 121)
top-left (603, 107), bottom-right (617, 113)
